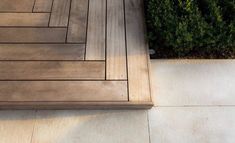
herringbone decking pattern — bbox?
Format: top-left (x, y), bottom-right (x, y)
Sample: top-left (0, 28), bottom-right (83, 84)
top-left (0, 0), bottom-right (153, 109)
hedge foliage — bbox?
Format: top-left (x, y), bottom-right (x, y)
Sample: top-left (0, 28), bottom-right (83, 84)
top-left (146, 0), bottom-right (235, 58)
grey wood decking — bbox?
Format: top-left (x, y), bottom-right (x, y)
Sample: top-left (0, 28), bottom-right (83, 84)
top-left (0, 0), bottom-right (153, 109)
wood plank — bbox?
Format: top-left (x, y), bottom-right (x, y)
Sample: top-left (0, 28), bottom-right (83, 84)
top-left (0, 61), bottom-right (105, 80)
top-left (0, 0), bottom-right (35, 12)
top-left (86, 0), bottom-right (106, 60)
top-left (33, 0), bottom-right (53, 12)
top-left (0, 101), bottom-right (153, 109)
top-left (106, 0), bottom-right (127, 80)
top-left (0, 44), bottom-right (85, 60)
top-left (49, 0), bottom-right (71, 27)
top-left (0, 28), bottom-right (67, 43)
top-left (0, 0), bottom-right (154, 110)
top-left (125, 0), bottom-right (151, 102)
top-left (0, 81), bottom-right (127, 101)
top-left (67, 0), bottom-right (88, 43)
top-left (0, 13), bottom-right (50, 26)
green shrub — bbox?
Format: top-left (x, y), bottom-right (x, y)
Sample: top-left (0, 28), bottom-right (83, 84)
top-left (145, 0), bottom-right (235, 58)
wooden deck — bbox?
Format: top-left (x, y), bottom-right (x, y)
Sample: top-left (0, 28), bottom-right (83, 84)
top-left (0, 0), bottom-right (153, 109)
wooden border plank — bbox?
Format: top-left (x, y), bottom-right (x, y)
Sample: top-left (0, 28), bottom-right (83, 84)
top-left (0, 28), bottom-right (67, 43)
top-left (0, 61), bottom-right (105, 80)
top-left (0, 0), bottom-right (35, 12)
top-left (49, 0), bottom-right (71, 27)
top-left (0, 44), bottom-right (85, 60)
top-left (67, 0), bottom-right (89, 43)
top-left (86, 0), bottom-right (106, 60)
top-left (0, 101), bottom-right (153, 109)
top-left (0, 81), bottom-right (127, 102)
top-left (125, 0), bottom-right (151, 102)
top-left (106, 0), bottom-right (127, 80)
top-left (0, 13), bottom-right (50, 27)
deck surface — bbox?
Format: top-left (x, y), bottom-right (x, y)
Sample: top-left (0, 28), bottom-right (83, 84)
top-left (0, 0), bottom-right (153, 109)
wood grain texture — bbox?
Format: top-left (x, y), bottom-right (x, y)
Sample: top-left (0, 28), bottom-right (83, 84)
top-left (0, 13), bottom-right (50, 26)
top-left (49, 0), bottom-right (71, 27)
top-left (125, 0), bottom-right (151, 102)
top-left (67, 0), bottom-right (89, 43)
top-left (33, 0), bottom-right (53, 12)
top-left (0, 61), bottom-right (105, 80)
top-left (0, 0), bottom-right (35, 12)
top-left (0, 28), bottom-right (67, 43)
top-left (106, 0), bottom-right (127, 80)
top-left (0, 44), bottom-right (85, 60)
top-left (0, 0), bottom-right (153, 109)
top-left (86, 0), bottom-right (106, 60)
top-left (0, 81), bottom-right (127, 101)
top-left (0, 101), bottom-right (153, 109)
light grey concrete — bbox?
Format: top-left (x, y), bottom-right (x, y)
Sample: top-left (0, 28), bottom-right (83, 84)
top-left (149, 107), bottom-right (235, 143)
top-left (151, 60), bottom-right (235, 106)
top-left (0, 110), bottom-right (149, 143)
top-left (0, 110), bottom-right (36, 143)
top-left (149, 60), bottom-right (235, 143)
top-left (31, 110), bottom-right (149, 143)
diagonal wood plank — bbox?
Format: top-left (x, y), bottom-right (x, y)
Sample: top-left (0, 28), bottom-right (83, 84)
top-left (0, 13), bottom-right (50, 27)
top-left (0, 81), bottom-right (128, 101)
top-left (86, 0), bottom-right (106, 60)
top-left (0, 28), bottom-right (67, 43)
top-left (49, 0), bottom-right (71, 27)
top-left (33, 0), bottom-right (54, 12)
top-left (67, 0), bottom-right (89, 43)
top-left (0, 44), bottom-right (85, 60)
top-left (125, 0), bottom-right (151, 102)
top-left (0, 61), bottom-right (105, 80)
top-left (106, 0), bottom-right (127, 80)
top-left (0, 0), bottom-right (35, 12)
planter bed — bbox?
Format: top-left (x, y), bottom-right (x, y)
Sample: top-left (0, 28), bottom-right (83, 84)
top-left (145, 0), bottom-right (235, 59)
